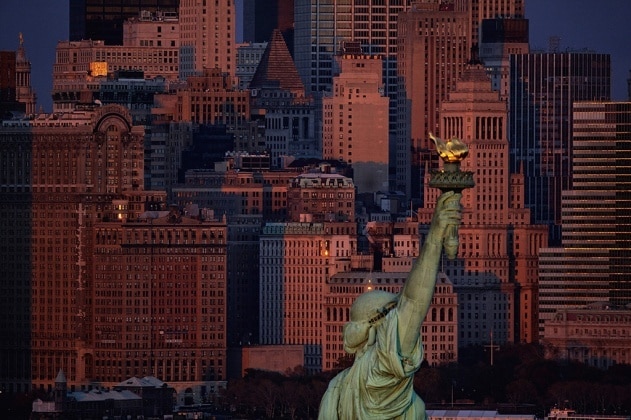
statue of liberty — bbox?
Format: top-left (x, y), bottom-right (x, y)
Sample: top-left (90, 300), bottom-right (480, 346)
top-left (319, 135), bottom-right (469, 419)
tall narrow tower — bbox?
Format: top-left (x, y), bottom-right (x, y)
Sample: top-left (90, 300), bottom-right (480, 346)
top-left (14, 34), bottom-right (37, 114)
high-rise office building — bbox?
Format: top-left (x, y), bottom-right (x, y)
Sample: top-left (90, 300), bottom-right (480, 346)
top-left (294, 0), bottom-right (407, 153)
top-left (509, 52), bottom-right (611, 244)
top-left (92, 208), bottom-right (228, 392)
top-left (295, 0), bottom-right (524, 197)
top-left (396, 1), bottom-right (470, 200)
top-left (478, 17), bottom-right (529, 100)
top-left (259, 220), bottom-right (357, 373)
top-left (322, 49), bottom-right (389, 194)
top-left (538, 102), bottom-right (631, 337)
top-left (52, 39), bottom-right (180, 113)
top-left (174, 68), bottom-right (249, 127)
top-left (416, 64), bottom-right (548, 345)
top-left (249, 30), bottom-right (319, 166)
top-left (0, 105), bottom-right (145, 392)
top-left (259, 171), bottom-right (357, 372)
top-left (179, 0), bottom-right (236, 79)
top-left (236, 41), bottom-right (268, 90)
top-left (287, 172), bottom-right (356, 223)
top-left (69, 0), bottom-right (179, 45)
top-left (467, 0), bottom-right (525, 48)
top-left (294, 0), bottom-right (408, 95)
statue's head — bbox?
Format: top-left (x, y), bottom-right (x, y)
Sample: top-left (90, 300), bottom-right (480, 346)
top-left (343, 290), bottom-right (398, 354)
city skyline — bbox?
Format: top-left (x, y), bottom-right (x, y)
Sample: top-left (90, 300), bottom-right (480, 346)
top-left (0, 0), bottom-right (630, 113)
top-left (2, 0), bottom-right (631, 410)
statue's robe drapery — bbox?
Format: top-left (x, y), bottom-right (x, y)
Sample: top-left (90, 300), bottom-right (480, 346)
top-left (318, 309), bottom-right (426, 420)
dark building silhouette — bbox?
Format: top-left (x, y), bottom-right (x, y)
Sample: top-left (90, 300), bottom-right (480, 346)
top-left (243, 0), bottom-right (294, 56)
top-left (179, 125), bottom-right (235, 180)
top-left (509, 52), bottom-right (611, 244)
top-left (1, 34), bottom-right (37, 115)
top-left (0, 51), bottom-right (20, 115)
top-left (69, 0), bottom-right (179, 45)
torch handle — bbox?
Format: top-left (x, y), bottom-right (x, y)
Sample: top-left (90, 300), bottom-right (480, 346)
top-left (443, 194), bottom-right (461, 260)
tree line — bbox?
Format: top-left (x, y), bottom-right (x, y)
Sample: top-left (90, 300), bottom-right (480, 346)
top-left (216, 344), bottom-right (631, 419)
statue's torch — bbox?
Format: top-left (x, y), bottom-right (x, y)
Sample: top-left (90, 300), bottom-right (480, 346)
top-left (428, 134), bottom-right (475, 259)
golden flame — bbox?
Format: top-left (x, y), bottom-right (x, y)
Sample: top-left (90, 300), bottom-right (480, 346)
top-left (429, 133), bottom-right (469, 163)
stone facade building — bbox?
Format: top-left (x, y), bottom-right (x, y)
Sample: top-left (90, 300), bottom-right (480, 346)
top-left (542, 303), bottom-right (631, 369)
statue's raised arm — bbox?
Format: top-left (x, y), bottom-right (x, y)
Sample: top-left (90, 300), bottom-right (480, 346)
top-left (318, 193), bottom-right (462, 420)
top-left (318, 135), bottom-right (471, 420)
top-left (397, 191), bottom-right (462, 357)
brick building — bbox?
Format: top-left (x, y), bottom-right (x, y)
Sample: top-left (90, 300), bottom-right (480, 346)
top-left (322, 272), bottom-right (458, 371)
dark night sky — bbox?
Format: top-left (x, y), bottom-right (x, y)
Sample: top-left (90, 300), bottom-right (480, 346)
top-left (1, 0), bottom-right (630, 113)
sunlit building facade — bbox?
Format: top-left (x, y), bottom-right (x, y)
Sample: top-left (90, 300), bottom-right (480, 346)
top-left (52, 40), bottom-right (180, 112)
top-left (322, 271), bottom-right (458, 371)
top-left (416, 64), bottom-right (548, 346)
top-left (178, 0), bottom-right (236, 78)
top-left (322, 52), bottom-right (389, 194)
top-left (542, 303), bottom-right (631, 369)
top-left (92, 209), bottom-right (228, 395)
top-left (287, 171), bottom-right (355, 223)
top-left (396, 1), bottom-right (470, 199)
top-left (1, 105), bottom-right (229, 402)
top-left (259, 221), bottom-right (357, 373)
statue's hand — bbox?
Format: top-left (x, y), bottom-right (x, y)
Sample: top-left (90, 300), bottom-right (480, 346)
top-left (433, 191), bottom-right (462, 232)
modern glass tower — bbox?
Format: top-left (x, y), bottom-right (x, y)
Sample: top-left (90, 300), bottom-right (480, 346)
top-left (509, 52), bottom-right (611, 244)
top-left (538, 101), bottom-right (631, 337)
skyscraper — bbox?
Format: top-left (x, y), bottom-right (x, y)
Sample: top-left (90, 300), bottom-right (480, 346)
top-left (478, 17), bottom-right (529, 100)
top-left (322, 49), bottom-right (389, 194)
top-left (467, 0), bottom-right (525, 48)
top-left (249, 30), bottom-right (319, 166)
top-left (509, 52), bottom-right (611, 244)
top-left (179, 0), bottom-right (236, 79)
top-left (396, 1), bottom-right (470, 199)
top-left (259, 171), bottom-right (356, 372)
top-left (0, 105), bottom-right (145, 392)
top-left (69, 0), bottom-right (180, 45)
top-left (416, 63), bottom-right (548, 345)
top-left (294, 0), bottom-right (408, 95)
top-left (538, 101), bottom-right (631, 336)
